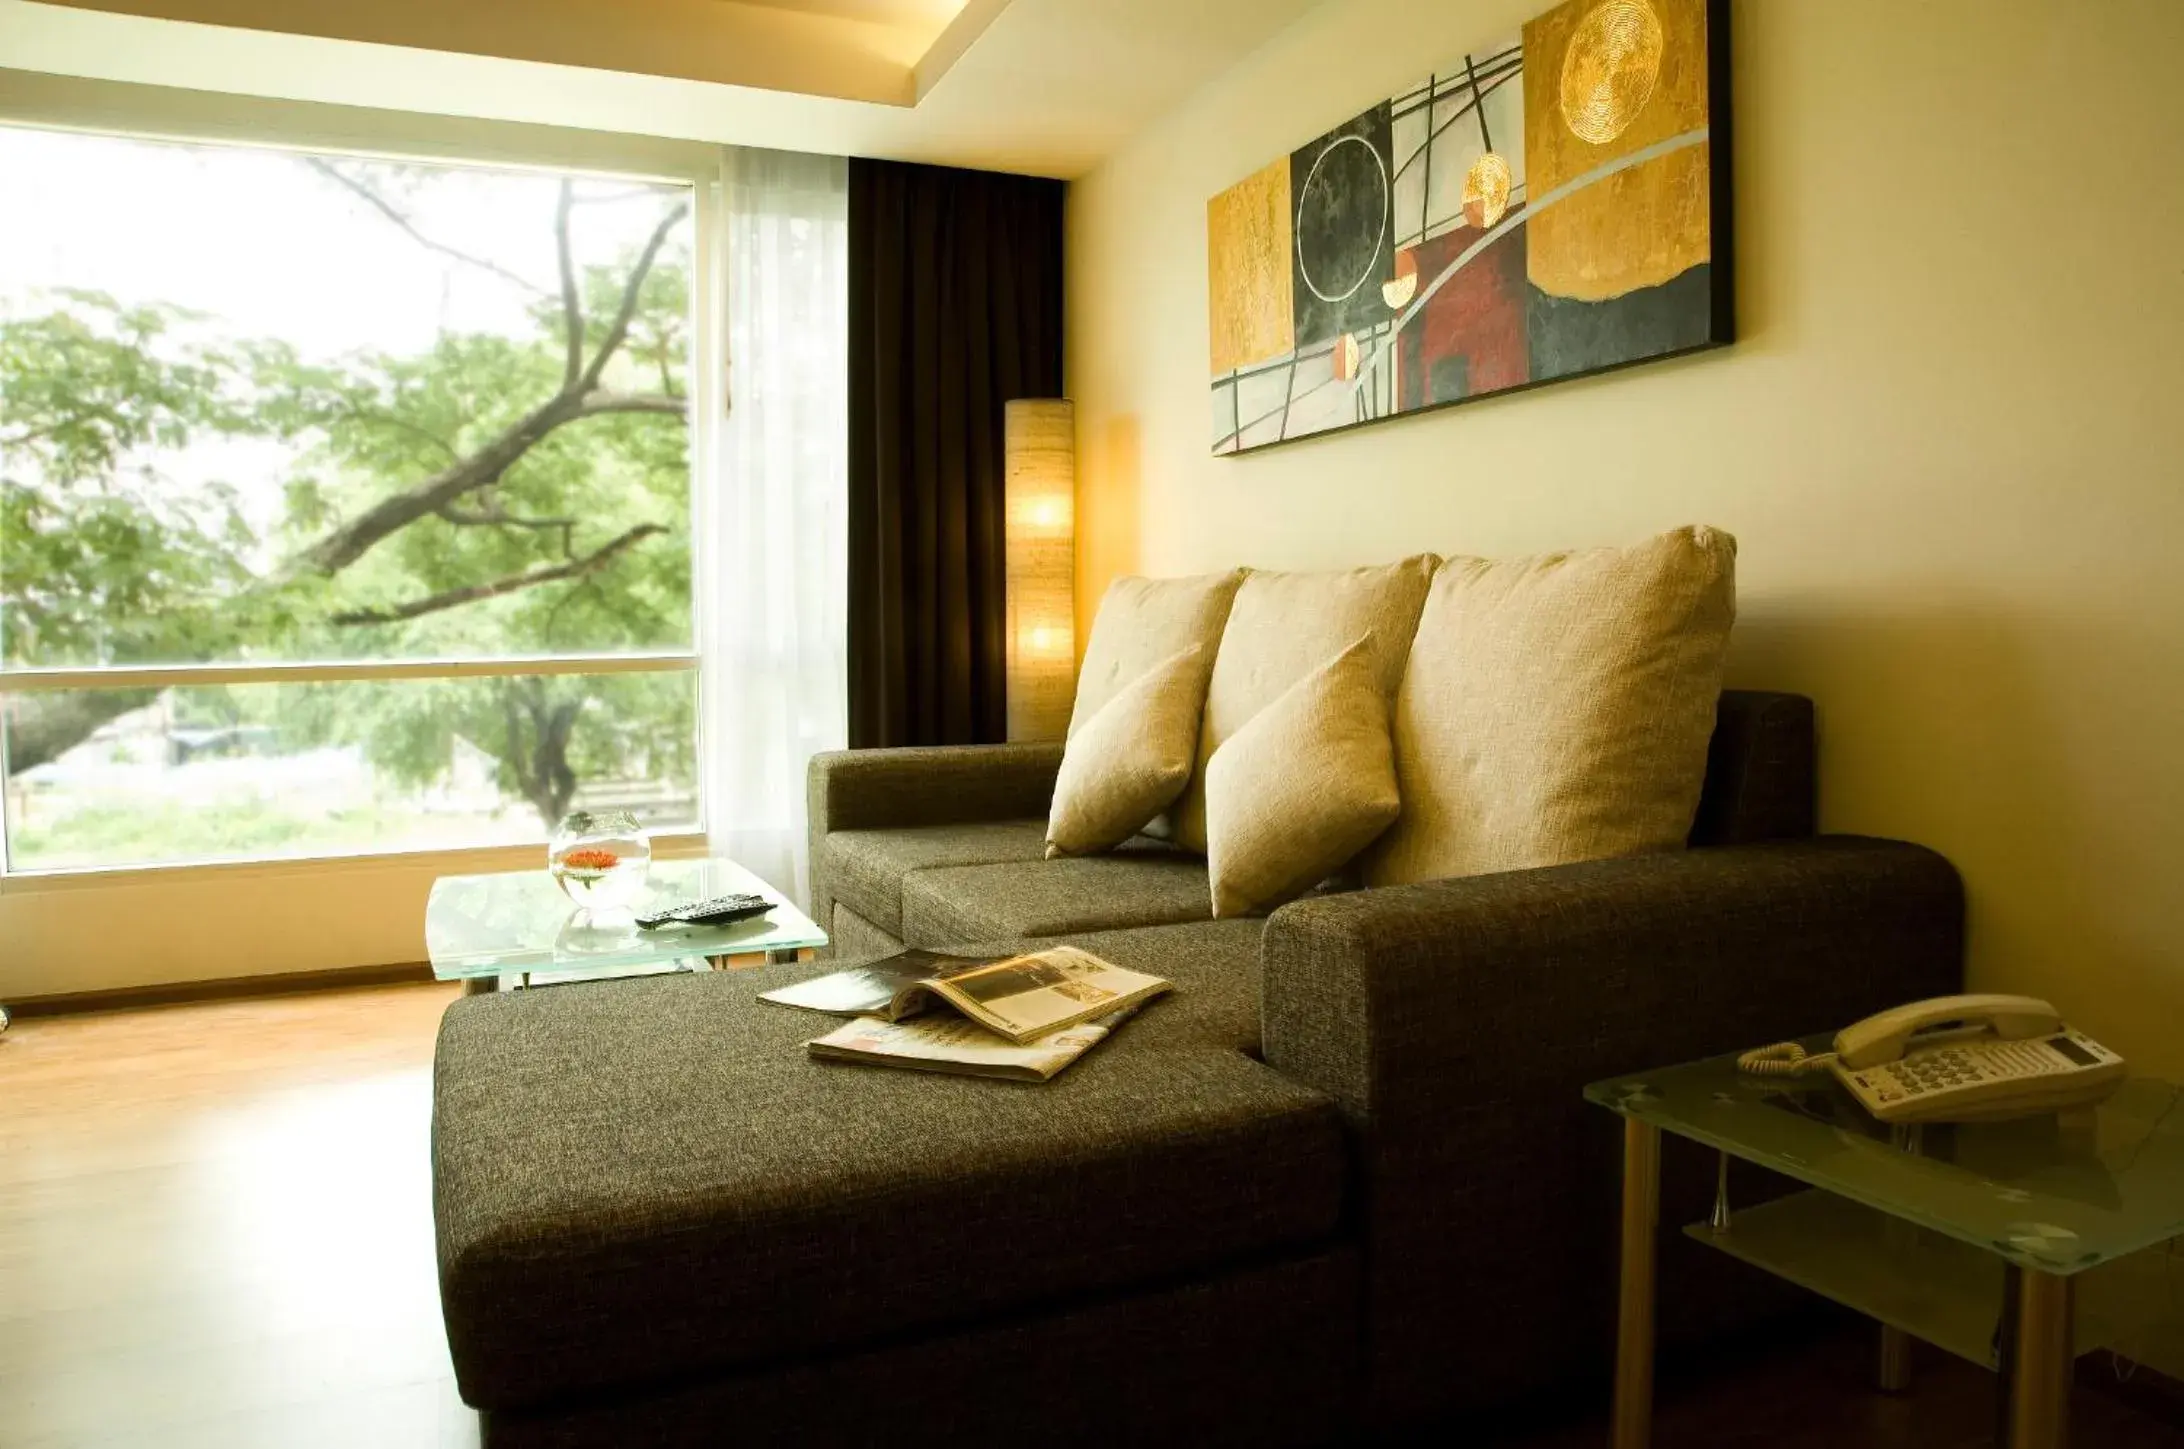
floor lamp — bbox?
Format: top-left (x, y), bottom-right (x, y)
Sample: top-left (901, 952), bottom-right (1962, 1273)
top-left (1004, 399), bottom-right (1076, 742)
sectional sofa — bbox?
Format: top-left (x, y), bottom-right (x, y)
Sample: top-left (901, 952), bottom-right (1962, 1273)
top-left (432, 539), bottom-right (1966, 1448)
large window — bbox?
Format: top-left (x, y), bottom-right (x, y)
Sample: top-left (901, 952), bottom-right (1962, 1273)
top-left (0, 126), bottom-right (701, 871)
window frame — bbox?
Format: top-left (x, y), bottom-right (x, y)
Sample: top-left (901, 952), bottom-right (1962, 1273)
top-left (0, 79), bottom-right (725, 888)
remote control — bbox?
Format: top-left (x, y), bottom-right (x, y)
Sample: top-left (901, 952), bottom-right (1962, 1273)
top-left (637, 893), bottom-right (775, 930)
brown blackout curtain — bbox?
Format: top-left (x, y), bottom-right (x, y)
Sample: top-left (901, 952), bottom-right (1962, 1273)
top-left (846, 159), bottom-right (1066, 749)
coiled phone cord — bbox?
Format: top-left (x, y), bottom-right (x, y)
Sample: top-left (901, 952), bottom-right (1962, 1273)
top-left (1736, 1041), bottom-right (1838, 1077)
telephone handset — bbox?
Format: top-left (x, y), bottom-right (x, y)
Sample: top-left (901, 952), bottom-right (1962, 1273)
top-left (1739, 994), bottom-right (2125, 1125)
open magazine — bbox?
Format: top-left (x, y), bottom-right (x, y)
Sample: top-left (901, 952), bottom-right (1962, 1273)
top-left (806, 1004), bottom-right (1147, 1083)
top-left (761, 945), bottom-right (1171, 1046)
top-left (758, 949), bottom-right (988, 1020)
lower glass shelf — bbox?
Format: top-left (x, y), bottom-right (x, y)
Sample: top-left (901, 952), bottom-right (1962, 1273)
top-left (1684, 1188), bottom-right (2178, 1372)
top-left (491, 957), bottom-right (711, 991)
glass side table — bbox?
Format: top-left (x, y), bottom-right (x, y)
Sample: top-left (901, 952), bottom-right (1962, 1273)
top-left (426, 856), bottom-right (828, 994)
top-left (1587, 1040), bottom-right (2184, 1449)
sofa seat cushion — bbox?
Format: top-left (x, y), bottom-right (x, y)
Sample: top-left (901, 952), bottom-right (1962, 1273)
top-left (901, 844), bottom-right (1215, 946)
top-left (433, 920), bottom-right (1338, 1414)
top-left (822, 818), bottom-right (1050, 936)
top-left (830, 901), bottom-right (904, 959)
top-left (1008, 918), bottom-right (1271, 1052)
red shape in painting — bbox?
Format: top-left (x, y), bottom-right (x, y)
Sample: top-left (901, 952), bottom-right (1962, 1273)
top-left (1331, 332), bottom-right (1362, 382)
top-left (1397, 205), bottom-right (1529, 411)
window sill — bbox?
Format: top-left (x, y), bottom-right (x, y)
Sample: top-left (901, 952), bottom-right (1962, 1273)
top-left (0, 831), bottom-right (715, 999)
top-left (0, 831), bottom-right (710, 895)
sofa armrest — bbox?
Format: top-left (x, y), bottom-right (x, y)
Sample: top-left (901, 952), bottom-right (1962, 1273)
top-left (807, 742), bottom-right (1064, 835)
top-left (1260, 837), bottom-right (1964, 1427)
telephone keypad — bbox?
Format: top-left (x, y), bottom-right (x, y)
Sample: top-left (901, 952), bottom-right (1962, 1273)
top-left (1888, 1042), bottom-right (2070, 1096)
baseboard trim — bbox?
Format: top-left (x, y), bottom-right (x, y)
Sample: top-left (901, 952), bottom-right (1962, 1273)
top-left (6, 962), bottom-right (438, 1017)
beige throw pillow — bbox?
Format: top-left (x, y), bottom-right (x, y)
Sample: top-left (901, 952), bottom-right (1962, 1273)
top-left (1204, 636), bottom-right (1401, 918)
top-left (1045, 645), bottom-right (1207, 858)
top-left (1069, 570), bottom-right (1246, 737)
top-left (1170, 554), bottom-right (1436, 853)
top-left (1364, 525), bottom-right (1737, 887)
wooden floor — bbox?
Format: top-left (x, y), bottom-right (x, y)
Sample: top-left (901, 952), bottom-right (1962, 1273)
top-left (1513, 1331), bottom-right (2184, 1449)
top-left (1, 983), bottom-right (2178, 1448)
top-left (0, 983), bottom-right (476, 1448)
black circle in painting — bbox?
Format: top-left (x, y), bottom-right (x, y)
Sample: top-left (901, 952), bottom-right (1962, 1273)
top-left (1295, 134), bottom-right (1390, 306)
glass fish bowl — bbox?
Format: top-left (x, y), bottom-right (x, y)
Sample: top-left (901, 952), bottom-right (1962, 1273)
top-left (548, 810), bottom-right (652, 911)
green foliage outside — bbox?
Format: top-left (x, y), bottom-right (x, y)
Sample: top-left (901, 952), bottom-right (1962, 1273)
top-left (0, 153), bottom-right (699, 859)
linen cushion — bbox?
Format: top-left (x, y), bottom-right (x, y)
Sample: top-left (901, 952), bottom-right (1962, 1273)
top-left (1365, 525), bottom-right (1737, 887)
top-left (433, 919), bottom-right (1341, 1412)
top-left (1170, 554), bottom-right (1436, 852)
top-left (1069, 570), bottom-right (1245, 736)
top-left (1204, 636), bottom-right (1401, 918)
top-left (1046, 645), bottom-right (1205, 857)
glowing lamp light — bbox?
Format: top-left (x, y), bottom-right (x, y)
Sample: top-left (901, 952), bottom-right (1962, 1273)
top-left (1021, 497), bottom-right (1070, 533)
top-left (1005, 399), bottom-right (1076, 741)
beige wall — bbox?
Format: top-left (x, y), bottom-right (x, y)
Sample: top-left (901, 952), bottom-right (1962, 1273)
top-left (1067, 0), bottom-right (2184, 1072)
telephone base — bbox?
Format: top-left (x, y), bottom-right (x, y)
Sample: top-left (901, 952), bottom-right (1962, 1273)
top-left (1830, 1027), bottom-right (2126, 1126)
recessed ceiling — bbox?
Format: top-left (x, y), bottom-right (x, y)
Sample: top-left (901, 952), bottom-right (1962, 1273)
top-left (14, 0), bottom-right (956, 104)
top-left (0, 0), bottom-right (1321, 177)
top-left (734, 0), bottom-right (967, 25)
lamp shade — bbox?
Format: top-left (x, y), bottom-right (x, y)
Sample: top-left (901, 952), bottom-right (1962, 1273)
top-left (1004, 399), bottom-right (1076, 742)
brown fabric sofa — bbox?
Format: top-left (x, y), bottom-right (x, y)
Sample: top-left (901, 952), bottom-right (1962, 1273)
top-left (432, 690), bottom-right (1965, 1447)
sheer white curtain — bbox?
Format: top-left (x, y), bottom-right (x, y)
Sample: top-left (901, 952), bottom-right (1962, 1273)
top-left (697, 147), bottom-right (848, 907)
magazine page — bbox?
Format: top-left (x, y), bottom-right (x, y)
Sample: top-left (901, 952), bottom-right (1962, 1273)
top-left (758, 950), bottom-right (993, 1019)
top-left (806, 1007), bottom-right (1137, 1082)
top-left (918, 946), bottom-right (1172, 1045)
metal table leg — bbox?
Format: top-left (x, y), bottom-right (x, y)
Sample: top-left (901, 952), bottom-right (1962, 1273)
top-left (1613, 1118), bottom-right (1662, 1449)
top-left (2009, 1269), bottom-right (2073, 1449)
top-left (1878, 1121), bottom-right (1920, 1393)
top-left (1878, 1325), bottom-right (1913, 1393)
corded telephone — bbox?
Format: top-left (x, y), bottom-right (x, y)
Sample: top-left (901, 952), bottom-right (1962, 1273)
top-left (1739, 994), bottom-right (2126, 1125)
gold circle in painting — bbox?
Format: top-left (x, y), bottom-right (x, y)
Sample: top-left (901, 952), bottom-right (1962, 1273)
top-left (1462, 152), bottom-right (1513, 230)
top-left (1560, 0), bottom-right (1665, 145)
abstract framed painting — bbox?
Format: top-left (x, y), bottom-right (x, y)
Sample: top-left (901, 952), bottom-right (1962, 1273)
top-left (1208, 0), bottom-right (1732, 455)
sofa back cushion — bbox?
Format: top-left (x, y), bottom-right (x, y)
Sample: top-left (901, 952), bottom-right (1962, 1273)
top-left (1365, 526), bottom-right (1737, 887)
top-left (1070, 570), bottom-right (1246, 738)
top-left (1170, 555), bottom-right (1437, 853)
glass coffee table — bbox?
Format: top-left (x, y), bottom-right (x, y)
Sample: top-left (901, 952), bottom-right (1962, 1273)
top-left (426, 856), bottom-right (828, 994)
top-left (1588, 1041), bottom-right (2184, 1449)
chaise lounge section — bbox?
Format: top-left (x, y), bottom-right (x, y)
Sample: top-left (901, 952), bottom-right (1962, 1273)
top-left (434, 686), bottom-right (1966, 1446)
